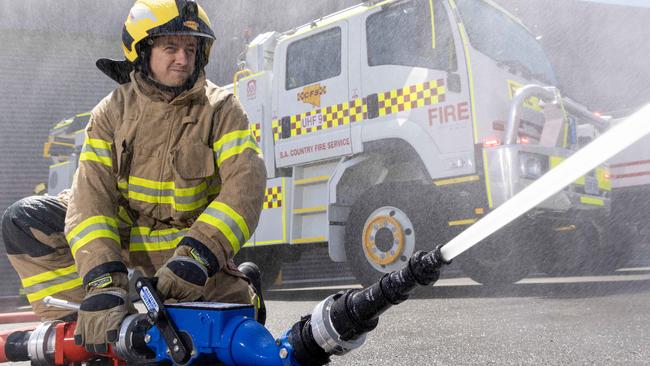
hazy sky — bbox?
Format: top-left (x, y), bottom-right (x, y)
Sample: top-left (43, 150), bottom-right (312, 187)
top-left (579, 0), bottom-right (650, 7)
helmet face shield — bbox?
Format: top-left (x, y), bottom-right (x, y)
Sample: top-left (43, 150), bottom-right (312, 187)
top-left (122, 0), bottom-right (215, 66)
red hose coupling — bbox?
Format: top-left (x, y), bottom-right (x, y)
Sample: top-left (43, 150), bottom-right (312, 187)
top-left (52, 322), bottom-right (124, 366)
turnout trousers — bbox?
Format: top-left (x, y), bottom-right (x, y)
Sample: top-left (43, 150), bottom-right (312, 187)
top-left (1, 194), bottom-right (256, 321)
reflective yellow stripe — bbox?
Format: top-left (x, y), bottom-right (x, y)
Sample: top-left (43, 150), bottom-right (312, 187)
top-left (79, 152), bottom-right (112, 167)
top-left (70, 230), bottom-right (120, 257)
top-left (129, 176), bottom-right (174, 190)
top-left (125, 176), bottom-right (211, 212)
top-left (127, 191), bottom-right (207, 211)
top-left (433, 175), bottom-right (480, 186)
top-left (209, 202), bottom-right (250, 240)
top-left (21, 264), bottom-right (77, 288)
top-left (580, 197), bottom-right (604, 206)
top-left (448, 218), bottom-right (477, 226)
top-left (197, 215), bottom-right (242, 252)
top-left (253, 240), bottom-right (285, 246)
top-left (429, 0), bottom-right (436, 49)
top-left (127, 191), bottom-right (174, 204)
top-left (80, 137), bottom-right (113, 167)
top-left (129, 227), bottom-right (188, 252)
top-left (26, 278), bottom-right (83, 303)
top-left (214, 130), bottom-right (251, 152)
top-left (66, 216), bottom-right (118, 243)
top-left (292, 206), bottom-right (327, 215)
top-left (175, 183), bottom-right (208, 197)
top-left (197, 201), bottom-right (250, 253)
top-left (218, 141), bottom-right (262, 166)
top-left (50, 161), bottom-right (71, 169)
top-left (86, 137), bottom-right (111, 150)
top-left (294, 176), bottom-right (330, 185)
top-left (292, 237), bottom-right (326, 244)
top-left (128, 177), bottom-right (207, 196)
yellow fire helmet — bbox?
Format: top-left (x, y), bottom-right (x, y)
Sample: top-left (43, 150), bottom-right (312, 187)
top-left (122, 0), bottom-right (215, 64)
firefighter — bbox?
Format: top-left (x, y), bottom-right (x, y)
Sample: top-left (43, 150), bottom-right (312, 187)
top-left (1, 0), bottom-right (266, 353)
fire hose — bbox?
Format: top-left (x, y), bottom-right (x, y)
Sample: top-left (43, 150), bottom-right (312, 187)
top-left (0, 104), bottom-right (647, 365)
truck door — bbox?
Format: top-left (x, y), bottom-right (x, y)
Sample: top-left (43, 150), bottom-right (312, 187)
top-left (454, 0), bottom-right (560, 145)
top-left (273, 22), bottom-right (351, 167)
top-left (360, 0), bottom-right (473, 160)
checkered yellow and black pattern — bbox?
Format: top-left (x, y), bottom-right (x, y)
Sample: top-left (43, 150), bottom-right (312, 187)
top-left (250, 123), bottom-right (262, 143)
top-left (263, 186), bottom-right (282, 209)
top-left (271, 120), bottom-right (282, 141)
top-left (378, 79), bottom-right (446, 116)
top-left (270, 79), bottom-right (446, 141)
top-left (250, 121), bottom-right (282, 143)
top-left (277, 98), bottom-right (367, 139)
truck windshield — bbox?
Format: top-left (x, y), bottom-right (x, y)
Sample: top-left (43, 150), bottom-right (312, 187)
top-left (366, 0), bottom-right (456, 72)
top-left (456, 0), bottom-right (558, 85)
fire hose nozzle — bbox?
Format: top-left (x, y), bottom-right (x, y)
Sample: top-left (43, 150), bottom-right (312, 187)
top-left (288, 245), bottom-right (451, 365)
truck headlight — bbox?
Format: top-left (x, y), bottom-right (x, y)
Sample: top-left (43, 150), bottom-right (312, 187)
top-left (519, 152), bottom-right (548, 179)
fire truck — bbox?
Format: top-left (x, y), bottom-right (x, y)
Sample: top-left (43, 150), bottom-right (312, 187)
top-left (578, 111), bottom-right (650, 266)
top-left (224, 0), bottom-right (616, 286)
top-left (45, 0), bottom-right (615, 287)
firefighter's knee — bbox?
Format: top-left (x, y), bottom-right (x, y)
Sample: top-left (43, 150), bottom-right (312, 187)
top-left (1, 196), bottom-right (64, 257)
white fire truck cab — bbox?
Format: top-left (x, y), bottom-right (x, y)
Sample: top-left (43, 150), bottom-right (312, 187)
top-left (229, 0), bottom-right (614, 286)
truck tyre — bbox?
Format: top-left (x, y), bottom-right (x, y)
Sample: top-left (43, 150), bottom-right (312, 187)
top-left (599, 221), bottom-right (636, 272)
top-left (458, 223), bottom-right (534, 286)
top-left (345, 182), bottom-right (441, 287)
top-left (541, 220), bottom-right (618, 276)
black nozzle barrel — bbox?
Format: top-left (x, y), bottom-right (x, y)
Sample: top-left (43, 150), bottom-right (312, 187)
top-left (287, 246), bottom-right (449, 364)
top-left (4, 330), bottom-right (31, 362)
top-left (331, 246), bottom-right (448, 340)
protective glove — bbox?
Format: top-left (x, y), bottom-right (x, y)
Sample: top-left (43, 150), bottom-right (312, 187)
top-left (155, 238), bottom-right (216, 302)
top-left (74, 272), bottom-right (133, 353)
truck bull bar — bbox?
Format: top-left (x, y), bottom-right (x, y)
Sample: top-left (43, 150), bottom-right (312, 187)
top-left (505, 84), bottom-right (609, 145)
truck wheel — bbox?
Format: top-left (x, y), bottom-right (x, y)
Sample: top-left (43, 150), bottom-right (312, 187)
top-left (458, 224), bottom-right (533, 285)
top-left (541, 220), bottom-right (615, 276)
top-left (599, 221), bottom-right (637, 272)
top-left (345, 183), bottom-right (440, 287)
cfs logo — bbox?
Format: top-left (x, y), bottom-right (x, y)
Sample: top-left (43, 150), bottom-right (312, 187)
top-left (246, 80), bottom-right (257, 100)
top-left (297, 84), bottom-right (327, 108)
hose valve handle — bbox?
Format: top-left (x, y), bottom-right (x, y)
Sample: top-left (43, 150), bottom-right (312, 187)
top-left (42, 296), bottom-right (80, 311)
top-left (135, 277), bottom-right (191, 365)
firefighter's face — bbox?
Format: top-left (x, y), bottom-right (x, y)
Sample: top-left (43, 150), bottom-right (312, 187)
top-left (149, 35), bottom-right (198, 87)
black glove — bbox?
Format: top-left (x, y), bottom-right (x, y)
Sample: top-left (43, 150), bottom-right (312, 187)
top-left (74, 272), bottom-right (134, 353)
top-left (154, 237), bottom-right (219, 302)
